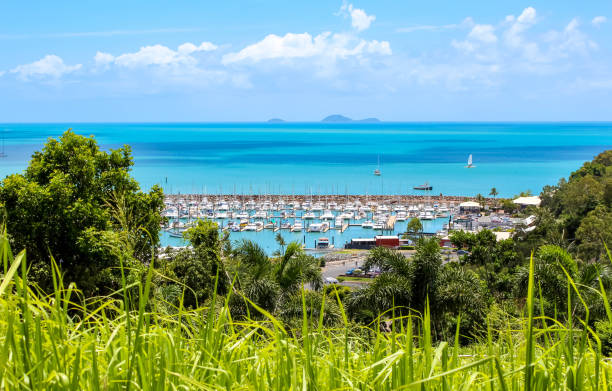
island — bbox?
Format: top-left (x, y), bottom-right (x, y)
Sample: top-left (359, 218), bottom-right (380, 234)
top-left (321, 114), bottom-right (381, 123)
top-left (267, 118), bottom-right (285, 123)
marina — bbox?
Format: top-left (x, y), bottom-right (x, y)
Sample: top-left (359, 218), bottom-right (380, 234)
top-left (159, 193), bottom-right (530, 254)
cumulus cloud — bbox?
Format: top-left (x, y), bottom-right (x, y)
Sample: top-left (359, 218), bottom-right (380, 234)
top-left (177, 41), bottom-right (218, 54)
top-left (468, 25), bottom-right (497, 43)
top-left (504, 6), bottom-right (538, 61)
top-left (222, 32), bottom-right (390, 64)
top-left (451, 24), bottom-right (497, 57)
top-left (339, 2), bottom-right (376, 31)
top-left (10, 55), bottom-right (82, 81)
top-left (93, 41), bottom-right (217, 70)
top-left (592, 16), bottom-right (607, 27)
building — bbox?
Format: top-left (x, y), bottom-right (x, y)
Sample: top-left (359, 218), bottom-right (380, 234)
top-left (375, 235), bottom-right (400, 248)
top-left (459, 201), bottom-right (481, 213)
top-left (513, 196), bottom-right (541, 208)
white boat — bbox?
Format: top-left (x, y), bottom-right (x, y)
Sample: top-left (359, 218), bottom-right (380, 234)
top-left (235, 211), bottom-right (249, 219)
top-left (362, 220), bottom-right (374, 229)
top-left (308, 223), bottom-right (323, 232)
top-left (303, 212), bottom-right (316, 220)
top-left (320, 210), bottom-right (334, 220)
top-left (372, 222), bottom-right (384, 230)
top-left (291, 220), bottom-right (303, 232)
top-left (466, 154), bottom-right (476, 168)
top-left (374, 154), bottom-right (381, 176)
top-left (252, 211), bottom-right (267, 219)
top-left (422, 211), bottom-right (435, 220)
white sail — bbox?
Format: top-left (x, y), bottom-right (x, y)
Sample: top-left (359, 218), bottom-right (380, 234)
top-left (467, 154), bottom-right (472, 166)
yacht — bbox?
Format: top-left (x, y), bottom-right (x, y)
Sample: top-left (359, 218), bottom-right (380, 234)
top-left (361, 220), bottom-right (374, 229)
top-left (303, 212), bottom-right (316, 220)
top-left (320, 210), bottom-right (334, 220)
top-left (414, 182), bottom-right (433, 191)
top-left (291, 220), bottom-right (304, 232)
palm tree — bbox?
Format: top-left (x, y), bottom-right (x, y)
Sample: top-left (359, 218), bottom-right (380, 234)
top-left (489, 187), bottom-right (498, 198)
top-left (230, 239), bottom-right (322, 319)
top-left (274, 232), bottom-right (286, 256)
top-left (475, 193), bottom-right (486, 208)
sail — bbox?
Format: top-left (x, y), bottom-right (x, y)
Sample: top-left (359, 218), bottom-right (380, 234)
top-left (467, 154), bottom-right (472, 166)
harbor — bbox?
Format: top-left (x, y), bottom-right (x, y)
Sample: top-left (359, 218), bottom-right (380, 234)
top-left (160, 193), bottom-right (534, 254)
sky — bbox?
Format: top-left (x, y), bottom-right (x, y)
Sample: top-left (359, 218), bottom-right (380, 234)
top-left (1, 0), bottom-right (612, 121)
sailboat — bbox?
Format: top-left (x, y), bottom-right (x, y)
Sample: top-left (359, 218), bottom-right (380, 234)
top-left (465, 154), bottom-right (475, 168)
top-left (374, 154), bottom-right (381, 176)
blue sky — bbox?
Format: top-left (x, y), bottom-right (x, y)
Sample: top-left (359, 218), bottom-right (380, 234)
top-left (1, 0), bottom-right (611, 121)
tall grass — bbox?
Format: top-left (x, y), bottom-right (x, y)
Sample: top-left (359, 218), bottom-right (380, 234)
top-left (0, 237), bottom-right (611, 390)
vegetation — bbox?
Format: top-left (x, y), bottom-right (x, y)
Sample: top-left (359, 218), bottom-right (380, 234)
top-left (0, 133), bottom-right (612, 389)
top-left (1, 231), bottom-right (612, 389)
top-left (0, 130), bottom-right (164, 297)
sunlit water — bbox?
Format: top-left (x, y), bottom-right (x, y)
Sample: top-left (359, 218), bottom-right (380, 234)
top-left (1, 122), bottom-right (610, 251)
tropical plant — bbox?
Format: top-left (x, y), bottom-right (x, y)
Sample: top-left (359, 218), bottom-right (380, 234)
top-left (0, 130), bottom-right (164, 296)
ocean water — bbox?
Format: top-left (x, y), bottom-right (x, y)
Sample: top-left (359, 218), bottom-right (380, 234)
top-left (1, 122), bottom-right (610, 199)
top-left (1, 122), bottom-right (609, 252)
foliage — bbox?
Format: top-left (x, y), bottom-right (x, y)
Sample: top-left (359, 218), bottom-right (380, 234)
top-left (530, 149), bottom-right (612, 262)
top-left (2, 234), bottom-right (611, 390)
top-left (0, 130), bottom-right (164, 296)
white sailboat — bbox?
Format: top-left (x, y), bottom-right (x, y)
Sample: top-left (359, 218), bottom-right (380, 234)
top-left (466, 154), bottom-right (475, 168)
top-left (374, 154), bottom-right (381, 176)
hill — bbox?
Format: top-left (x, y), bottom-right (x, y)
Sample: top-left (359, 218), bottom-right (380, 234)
top-left (321, 114), bottom-right (381, 123)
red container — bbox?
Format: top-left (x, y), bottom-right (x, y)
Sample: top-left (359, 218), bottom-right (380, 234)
top-left (375, 236), bottom-right (400, 248)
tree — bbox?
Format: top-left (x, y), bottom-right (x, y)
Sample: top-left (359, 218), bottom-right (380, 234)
top-left (514, 245), bottom-right (577, 313)
top-left (410, 237), bottom-right (443, 314)
top-left (575, 206), bottom-right (612, 262)
top-left (168, 220), bottom-right (229, 308)
top-left (489, 187), bottom-right (498, 198)
top-left (228, 239), bottom-right (322, 320)
top-left (0, 130), bottom-right (164, 296)
top-left (405, 217), bottom-right (423, 241)
top-left (475, 193), bottom-right (486, 208)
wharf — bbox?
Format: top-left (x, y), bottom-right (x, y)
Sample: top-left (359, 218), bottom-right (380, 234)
top-left (385, 215), bottom-right (397, 230)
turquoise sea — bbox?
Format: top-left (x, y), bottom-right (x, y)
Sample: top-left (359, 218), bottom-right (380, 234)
top-left (1, 122), bottom-right (610, 198)
top-left (1, 122), bottom-right (610, 252)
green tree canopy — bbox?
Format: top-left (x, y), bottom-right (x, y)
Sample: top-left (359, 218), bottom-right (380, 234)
top-left (0, 130), bottom-right (164, 296)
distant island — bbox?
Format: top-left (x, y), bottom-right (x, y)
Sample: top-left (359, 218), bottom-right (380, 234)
top-left (321, 114), bottom-right (381, 123)
top-left (267, 118), bottom-right (285, 123)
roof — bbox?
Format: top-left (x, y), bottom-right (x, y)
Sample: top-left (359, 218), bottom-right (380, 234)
top-left (459, 201), bottom-right (481, 208)
top-left (493, 231), bottom-right (512, 241)
top-left (351, 238), bottom-right (376, 242)
top-left (513, 196), bottom-right (541, 206)
top-left (376, 236), bottom-right (399, 240)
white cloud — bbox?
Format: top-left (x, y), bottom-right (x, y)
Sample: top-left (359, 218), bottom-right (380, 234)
top-left (451, 24), bottom-right (497, 57)
top-left (10, 55), bottom-right (82, 81)
top-left (98, 41), bottom-right (217, 69)
top-left (339, 2), bottom-right (376, 31)
top-left (504, 7), bottom-right (537, 52)
top-left (177, 41), bottom-right (218, 54)
top-left (114, 44), bottom-right (195, 68)
top-left (222, 32), bottom-right (390, 64)
top-left (592, 16), bottom-right (607, 27)
top-left (468, 24), bottom-right (497, 43)
top-left (94, 51), bottom-right (114, 66)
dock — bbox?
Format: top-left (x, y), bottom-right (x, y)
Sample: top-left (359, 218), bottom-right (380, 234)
top-left (385, 215), bottom-right (397, 230)
top-left (341, 223), bottom-right (348, 233)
